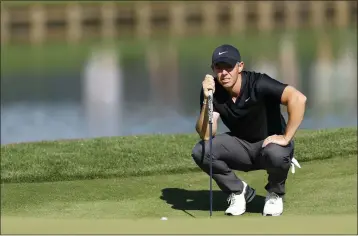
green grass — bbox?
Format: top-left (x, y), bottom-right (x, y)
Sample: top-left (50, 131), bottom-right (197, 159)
top-left (1, 128), bottom-right (356, 183)
top-left (2, 215), bottom-right (357, 234)
top-left (1, 127), bottom-right (357, 234)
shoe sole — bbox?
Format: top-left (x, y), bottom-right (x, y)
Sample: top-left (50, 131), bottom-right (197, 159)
top-left (263, 213), bottom-right (282, 216)
top-left (225, 185), bottom-right (256, 216)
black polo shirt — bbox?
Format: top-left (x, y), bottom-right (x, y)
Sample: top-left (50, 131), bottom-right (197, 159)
top-left (200, 71), bottom-right (288, 143)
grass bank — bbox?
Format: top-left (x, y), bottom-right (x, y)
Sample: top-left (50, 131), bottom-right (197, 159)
top-left (1, 127), bottom-right (356, 183)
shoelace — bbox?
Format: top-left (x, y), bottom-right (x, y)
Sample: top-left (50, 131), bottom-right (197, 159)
top-left (266, 192), bottom-right (280, 204)
top-left (291, 157), bottom-right (301, 174)
top-left (227, 193), bottom-right (236, 206)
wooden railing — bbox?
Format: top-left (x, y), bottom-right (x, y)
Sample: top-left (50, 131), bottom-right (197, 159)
top-left (1, 1), bottom-right (357, 45)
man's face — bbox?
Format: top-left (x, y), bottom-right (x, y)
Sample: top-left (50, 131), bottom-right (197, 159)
top-left (212, 62), bottom-right (244, 88)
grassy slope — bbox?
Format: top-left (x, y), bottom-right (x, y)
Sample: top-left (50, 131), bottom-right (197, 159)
top-left (1, 128), bottom-right (357, 234)
top-left (1, 128), bottom-right (356, 183)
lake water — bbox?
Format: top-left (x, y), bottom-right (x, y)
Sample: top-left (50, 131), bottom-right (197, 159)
top-left (1, 30), bottom-right (357, 144)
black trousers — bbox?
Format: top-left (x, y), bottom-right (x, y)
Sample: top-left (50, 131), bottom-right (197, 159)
top-left (191, 132), bottom-right (294, 196)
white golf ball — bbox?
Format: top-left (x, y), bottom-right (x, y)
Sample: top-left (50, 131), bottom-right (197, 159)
top-left (161, 217), bottom-right (168, 220)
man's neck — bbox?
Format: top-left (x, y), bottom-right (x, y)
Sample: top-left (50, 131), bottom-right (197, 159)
top-left (228, 75), bottom-right (242, 98)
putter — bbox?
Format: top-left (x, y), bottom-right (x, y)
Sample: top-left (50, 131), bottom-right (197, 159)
top-left (207, 89), bottom-right (214, 217)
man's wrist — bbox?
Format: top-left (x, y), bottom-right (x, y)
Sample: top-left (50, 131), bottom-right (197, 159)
top-left (283, 134), bottom-right (292, 143)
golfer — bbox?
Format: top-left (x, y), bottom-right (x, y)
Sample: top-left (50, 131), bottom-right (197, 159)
top-left (192, 44), bottom-right (307, 216)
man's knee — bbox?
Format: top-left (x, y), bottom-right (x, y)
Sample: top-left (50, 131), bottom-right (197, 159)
top-left (191, 140), bottom-right (208, 165)
top-left (191, 141), bottom-right (202, 164)
top-left (262, 143), bottom-right (292, 170)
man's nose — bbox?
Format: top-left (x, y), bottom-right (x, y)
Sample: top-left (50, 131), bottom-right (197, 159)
top-left (222, 69), bottom-right (229, 74)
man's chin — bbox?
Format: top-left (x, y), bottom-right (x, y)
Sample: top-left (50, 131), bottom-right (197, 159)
top-left (221, 82), bottom-right (232, 88)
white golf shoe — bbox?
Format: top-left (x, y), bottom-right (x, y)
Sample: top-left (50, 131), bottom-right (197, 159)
top-left (263, 192), bottom-right (283, 216)
top-left (225, 181), bottom-right (256, 216)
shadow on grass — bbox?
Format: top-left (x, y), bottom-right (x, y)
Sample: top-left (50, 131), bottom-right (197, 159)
top-left (160, 188), bottom-right (265, 217)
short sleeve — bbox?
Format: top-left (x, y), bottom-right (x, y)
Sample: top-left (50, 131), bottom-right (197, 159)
top-left (255, 74), bottom-right (288, 103)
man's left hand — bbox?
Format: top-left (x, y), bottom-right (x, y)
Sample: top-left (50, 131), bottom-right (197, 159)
top-left (262, 134), bottom-right (289, 147)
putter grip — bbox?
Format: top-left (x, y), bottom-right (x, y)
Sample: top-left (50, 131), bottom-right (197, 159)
top-left (208, 89), bottom-right (213, 97)
top-left (208, 90), bottom-right (213, 124)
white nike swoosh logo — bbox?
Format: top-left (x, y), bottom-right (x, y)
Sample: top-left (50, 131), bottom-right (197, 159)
top-left (218, 51), bottom-right (228, 55)
top-left (245, 97), bottom-right (251, 102)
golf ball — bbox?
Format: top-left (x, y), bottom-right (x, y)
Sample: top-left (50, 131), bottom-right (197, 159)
top-left (161, 217), bottom-right (168, 220)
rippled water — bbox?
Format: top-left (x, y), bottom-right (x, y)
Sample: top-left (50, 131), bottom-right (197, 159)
top-left (1, 30), bottom-right (357, 144)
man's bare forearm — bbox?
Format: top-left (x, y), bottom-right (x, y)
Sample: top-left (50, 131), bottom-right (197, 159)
top-left (195, 98), bottom-right (217, 140)
top-left (284, 93), bottom-right (307, 142)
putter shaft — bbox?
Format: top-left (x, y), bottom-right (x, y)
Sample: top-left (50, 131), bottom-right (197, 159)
top-left (208, 90), bottom-right (214, 217)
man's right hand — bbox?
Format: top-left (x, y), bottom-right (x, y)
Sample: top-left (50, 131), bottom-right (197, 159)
top-left (203, 74), bottom-right (215, 99)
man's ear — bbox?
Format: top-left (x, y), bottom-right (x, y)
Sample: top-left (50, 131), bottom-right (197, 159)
top-left (238, 61), bottom-right (244, 73)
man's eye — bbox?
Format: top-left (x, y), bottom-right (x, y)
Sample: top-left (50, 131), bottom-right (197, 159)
top-left (216, 64), bottom-right (233, 70)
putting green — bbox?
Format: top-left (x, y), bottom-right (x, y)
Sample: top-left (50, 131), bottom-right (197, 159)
top-left (2, 214), bottom-right (357, 234)
top-left (2, 155), bottom-right (357, 234)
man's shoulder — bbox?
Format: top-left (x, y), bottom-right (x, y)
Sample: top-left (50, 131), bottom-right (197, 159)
top-left (243, 70), bottom-right (269, 81)
top-left (243, 71), bottom-right (279, 90)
